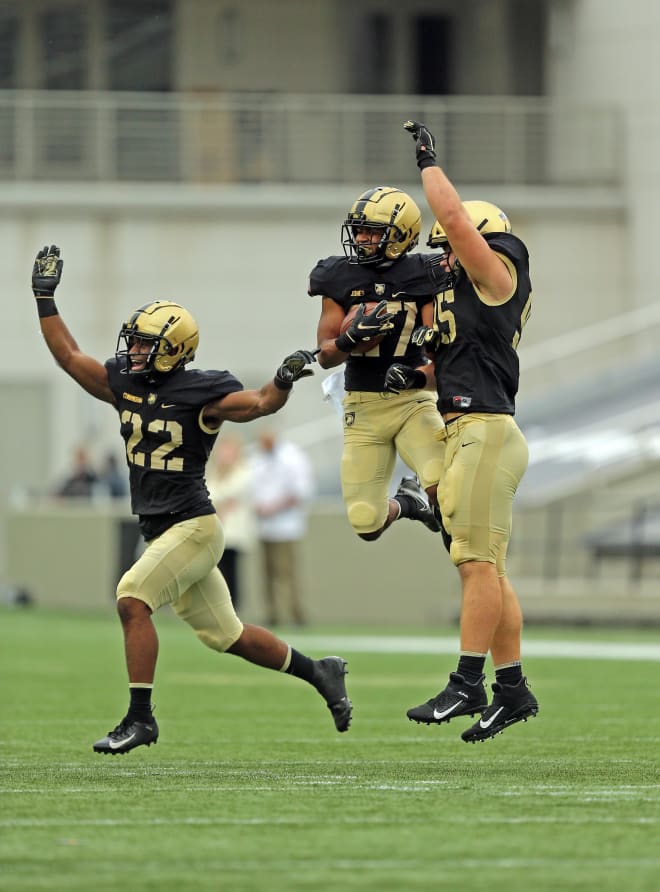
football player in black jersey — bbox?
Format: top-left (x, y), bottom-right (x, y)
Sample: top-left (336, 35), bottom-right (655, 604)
top-left (308, 186), bottom-right (447, 544)
top-left (388, 121), bottom-right (538, 743)
top-left (31, 245), bottom-right (352, 754)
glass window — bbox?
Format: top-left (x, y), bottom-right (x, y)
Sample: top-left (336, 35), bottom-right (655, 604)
top-left (414, 16), bottom-right (453, 96)
top-left (105, 0), bottom-right (173, 91)
top-left (39, 6), bottom-right (89, 89)
top-left (0, 13), bottom-right (19, 88)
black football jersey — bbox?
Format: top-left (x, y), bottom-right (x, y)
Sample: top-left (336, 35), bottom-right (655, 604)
top-left (105, 358), bottom-right (244, 539)
top-left (308, 255), bottom-right (436, 391)
top-left (428, 233), bottom-right (532, 415)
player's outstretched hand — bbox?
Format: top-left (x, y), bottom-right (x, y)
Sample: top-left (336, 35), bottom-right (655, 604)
top-left (32, 245), bottom-right (63, 296)
top-left (403, 120), bottom-right (437, 171)
top-left (274, 348), bottom-right (318, 388)
top-left (384, 363), bottom-right (427, 395)
top-left (411, 325), bottom-right (439, 351)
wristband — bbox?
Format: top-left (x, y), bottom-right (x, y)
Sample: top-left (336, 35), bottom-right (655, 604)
top-left (273, 376), bottom-right (293, 391)
top-left (417, 156), bottom-right (438, 171)
top-left (334, 332), bottom-right (356, 353)
top-left (409, 369), bottom-right (427, 388)
top-left (35, 297), bottom-right (58, 318)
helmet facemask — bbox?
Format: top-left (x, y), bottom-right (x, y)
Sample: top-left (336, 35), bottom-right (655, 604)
top-left (342, 220), bottom-right (406, 265)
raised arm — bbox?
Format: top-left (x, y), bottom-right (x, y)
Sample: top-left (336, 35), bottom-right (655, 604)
top-left (201, 349), bottom-right (318, 428)
top-left (32, 246), bottom-right (116, 405)
top-left (403, 121), bottom-right (513, 302)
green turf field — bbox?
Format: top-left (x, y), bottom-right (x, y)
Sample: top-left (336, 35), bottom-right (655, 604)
top-left (1, 606), bottom-right (658, 892)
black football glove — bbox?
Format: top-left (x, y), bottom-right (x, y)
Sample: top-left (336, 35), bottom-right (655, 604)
top-left (32, 245), bottom-right (63, 296)
top-left (335, 300), bottom-right (396, 353)
top-left (411, 326), bottom-right (439, 352)
top-left (383, 363), bottom-right (427, 395)
top-left (403, 120), bottom-right (437, 171)
top-left (274, 348), bottom-right (318, 390)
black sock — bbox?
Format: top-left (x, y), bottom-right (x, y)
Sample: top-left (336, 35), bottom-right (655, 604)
top-left (495, 663), bottom-right (523, 687)
top-left (285, 648), bottom-right (316, 684)
top-left (128, 686), bottom-right (153, 721)
top-left (392, 493), bottom-right (416, 519)
top-left (456, 654), bottom-right (486, 684)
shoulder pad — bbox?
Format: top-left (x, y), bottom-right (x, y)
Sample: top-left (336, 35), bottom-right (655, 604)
top-left (308, 256), bottom-right (362, 301)
top-left (484, 232), bottom-right (529, 266)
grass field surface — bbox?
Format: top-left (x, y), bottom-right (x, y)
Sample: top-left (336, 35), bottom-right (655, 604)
top-left (1, 606), bottom-right (658, 892)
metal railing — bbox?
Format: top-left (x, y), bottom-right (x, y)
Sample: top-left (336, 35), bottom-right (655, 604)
top-left (0, 90), bottom-right (622, 186)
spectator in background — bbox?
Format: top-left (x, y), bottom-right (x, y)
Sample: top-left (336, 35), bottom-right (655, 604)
top-left (206, 435), bottom-right (254, 611)
top-left (99, 452), bottom-right (128, 499)
top-left (250, 429), bottom-right (314, 627)
top-left (54, 444), bottom-right (99, 498)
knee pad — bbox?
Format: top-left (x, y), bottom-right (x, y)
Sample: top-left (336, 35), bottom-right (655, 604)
top-left (420, 457), bottom-right (444, 490)
top-left (195, 620), bottom-right (242, 653)
top-left (347, 500), bottom-right (382, 535)
top-left (449, 538), bottom-right (465, 567)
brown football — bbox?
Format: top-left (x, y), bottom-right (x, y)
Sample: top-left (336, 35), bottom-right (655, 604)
top-left (339, 302), bottom-right (386, 354)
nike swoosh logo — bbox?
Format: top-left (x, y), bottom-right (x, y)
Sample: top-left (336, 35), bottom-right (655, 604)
top-left (392, 291), bottom-right (406, 299)
top-left (433, 700), bottom-right (466, 720)
top-left (461, 441), bottom-right (476, 448)
top-left (161, 403), bottom-right (176, 409)
top-left (109, 733), bottom-right (136, 750)
top-left (357, 322), bottom-right (394, 332)
top-left (479, 707), bottom-right (504, 729)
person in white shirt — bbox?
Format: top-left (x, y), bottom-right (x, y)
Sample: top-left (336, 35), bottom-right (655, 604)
top-left (250, 429), bottom-right (314, 626)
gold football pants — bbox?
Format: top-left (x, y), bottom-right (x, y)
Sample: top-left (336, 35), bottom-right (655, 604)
top-left (440, 413), bottom-right (529, 575)
top-left (341, 389), bottom-right (445, 535)
top-left (116, 514), bottom-right (243, 652)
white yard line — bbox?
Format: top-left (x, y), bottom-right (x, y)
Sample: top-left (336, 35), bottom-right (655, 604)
top-left (287, 634), bottom-right (660, 661)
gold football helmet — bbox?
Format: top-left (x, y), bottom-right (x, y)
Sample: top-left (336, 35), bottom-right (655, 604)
top-left (116, 301), bottom-right (199, 375)
top-left (342, 186), bottom-right (421, 265)
top-left (427, 200), bottom-right (511, 249)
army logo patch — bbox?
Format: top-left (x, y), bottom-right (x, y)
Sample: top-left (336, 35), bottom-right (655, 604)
top-left (344, 412), bottom-right (355, 427)
top-left (375, 283), bottom-right (386, 296)
top-left (148, 393), bottom-right (157, 406)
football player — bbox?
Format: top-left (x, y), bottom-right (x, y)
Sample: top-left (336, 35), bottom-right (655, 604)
top-left (387, 121), bottom-right (538, 743)
top-left (31, 245), bottom-right (352, 754)
top-left (308, 186), bottom-right (449, 545)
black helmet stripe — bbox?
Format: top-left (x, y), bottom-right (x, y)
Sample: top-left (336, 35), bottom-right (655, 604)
top-left (354, 186), bottom-right (381, 215)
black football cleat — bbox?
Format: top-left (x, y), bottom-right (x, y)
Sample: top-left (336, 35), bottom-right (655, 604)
top-left (394, 476), bottom-right (442, 533)
top-left (461, 677), bottom-right (539, 743)
top-left (312, 656), bottom-right (353, 732)
top-left (407, 672), bottom-right (487, 724)
top-left (93, 715), bottom-right (159, 755)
